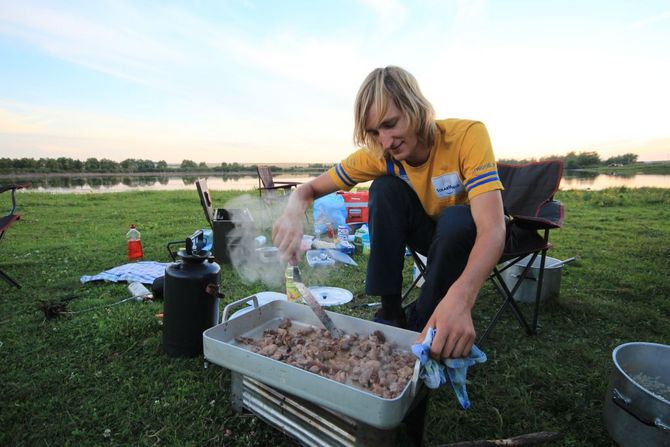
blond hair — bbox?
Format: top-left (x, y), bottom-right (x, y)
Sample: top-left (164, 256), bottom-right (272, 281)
top-left (353, 66), bottom-right (437, 158)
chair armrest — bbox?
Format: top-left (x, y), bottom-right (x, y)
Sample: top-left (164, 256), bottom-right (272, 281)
top-left (0, 183), bottom-right (29, 194)
top-left (0, 183), bottom-right (30, 215)
top-left (510, 216), bottom-right (561, 230)
top-left (509, 200), bottom-right (564, 230)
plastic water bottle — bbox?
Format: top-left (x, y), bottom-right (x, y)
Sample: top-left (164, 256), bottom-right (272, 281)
top-left (126, 224), bottom-right (144, 261)
top-left (128, 281), bottom-right (152, 301)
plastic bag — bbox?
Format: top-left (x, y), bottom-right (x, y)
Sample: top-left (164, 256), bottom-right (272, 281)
top-left (313, 193), bottom-right (347, 236)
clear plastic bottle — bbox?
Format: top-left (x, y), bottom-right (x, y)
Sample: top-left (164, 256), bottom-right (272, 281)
top-left (361, 233), bottom-right (371, 255)
top-left (126, 224), bottom-right (144, 261)
top-left (285, 265), bottom-right (302, 303)
top-left (128, 281), bottom-right (152, 301)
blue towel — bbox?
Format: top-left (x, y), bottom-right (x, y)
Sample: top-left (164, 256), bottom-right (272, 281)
top-left (411, 327), bottom-right (487, 409)
top-left (80, 261), bottom-right (169, 285)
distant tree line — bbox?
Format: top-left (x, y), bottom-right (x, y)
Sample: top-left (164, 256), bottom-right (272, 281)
top-left (0, 157), bottom-right (169, 173)
top-left (498, 151), bottom-right (639, 169)
top-left (0, 157), bottom-right (332, 174)
top-left (0, 151), bottom-right (640, 174)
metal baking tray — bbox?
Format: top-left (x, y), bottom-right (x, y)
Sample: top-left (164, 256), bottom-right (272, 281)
top-left (203, 296), bottom-right (422, 429)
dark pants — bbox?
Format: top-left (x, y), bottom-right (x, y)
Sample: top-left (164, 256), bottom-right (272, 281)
top-left (365, 176), bottom-right (477, 331)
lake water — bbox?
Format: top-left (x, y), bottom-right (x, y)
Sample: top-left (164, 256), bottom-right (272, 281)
top-left (2, 172), bottom-right (669, 193)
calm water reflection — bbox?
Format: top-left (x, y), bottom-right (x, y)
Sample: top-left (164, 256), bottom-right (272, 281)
top-left (2, 174), bottom-right (316, 193)
top-left (562, 173), bottom-right (670, 190)
top-left (2, 172), bottom-right (668, 193)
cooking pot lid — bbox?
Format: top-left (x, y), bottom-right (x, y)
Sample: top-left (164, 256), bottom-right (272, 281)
top-left (308, 286), bottom-right (354, 306)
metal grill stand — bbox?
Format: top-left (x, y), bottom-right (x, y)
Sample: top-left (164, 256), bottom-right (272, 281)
top-left (230, 371), bottom-right (429, 447)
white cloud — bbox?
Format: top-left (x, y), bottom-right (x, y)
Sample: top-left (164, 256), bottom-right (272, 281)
top-left (358, 0), bottom-right (408, 33)
top-left (628, 10), bottom-right (670, 30)
top-left (0, 99), bottom-right (353, 163)
top-left (0, 2), bottom-right (184, 86)
top-left (0, 0), bottom-right (667, 163)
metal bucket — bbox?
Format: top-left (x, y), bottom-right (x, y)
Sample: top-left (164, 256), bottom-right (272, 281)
top-left (500, 255), bottom-right (569, 303)
top-left (603, 342), bottom-right (670, 446)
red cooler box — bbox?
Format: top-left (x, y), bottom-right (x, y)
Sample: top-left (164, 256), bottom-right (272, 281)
top-left (338, 191), bottom-right (369, 224)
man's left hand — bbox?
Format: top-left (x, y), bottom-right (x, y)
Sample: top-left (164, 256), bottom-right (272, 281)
top-left (418, 283), bottom-right (477, 360)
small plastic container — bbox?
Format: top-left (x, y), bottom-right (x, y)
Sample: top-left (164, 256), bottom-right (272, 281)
top-left (306, 249), bottom-right (336, 267)
top-left (336, 240), bottom-right (355, 255)
top-left (337, 225), bottom-right (350, 243)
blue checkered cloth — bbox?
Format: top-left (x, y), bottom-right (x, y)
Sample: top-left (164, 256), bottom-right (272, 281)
top-left (411, 327), bottom-right (487, 409)
top-left (80, 261), bottom-right (169, 285)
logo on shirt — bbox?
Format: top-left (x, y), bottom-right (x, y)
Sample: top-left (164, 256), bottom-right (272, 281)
top-left (474, 162), bottom-right (496, 172)
top-left (432, 172), bottom-right (464, 198)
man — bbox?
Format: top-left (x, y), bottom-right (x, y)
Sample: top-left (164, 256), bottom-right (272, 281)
top-left (272, 66), bottom-right (506, 360)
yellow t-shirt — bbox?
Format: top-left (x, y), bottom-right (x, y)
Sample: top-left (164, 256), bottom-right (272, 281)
top-left (327, 119), bottom-right (502, 220)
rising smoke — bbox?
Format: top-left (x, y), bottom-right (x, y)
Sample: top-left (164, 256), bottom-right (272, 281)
top-left (221, 193), bottom-right (352, 293)
top-left (222, 193), bottom-right (296, 288)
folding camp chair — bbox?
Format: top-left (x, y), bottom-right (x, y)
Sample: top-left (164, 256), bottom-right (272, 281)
top-left (401, 161), bottom-right (564, 342)
top-left (1, 183), bottom-right (29, 288)
top-left (481, 160), bottom-right (564, 342)
top-left (402, 249), bottom-right (426, 303)
top-left (256, 165), bottom-right (301, 198)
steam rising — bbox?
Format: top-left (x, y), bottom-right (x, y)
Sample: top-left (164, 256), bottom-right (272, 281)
top-left (220, 193), bottom-right (353, 294)
top-left (222, 193), bottom-right (297, 287)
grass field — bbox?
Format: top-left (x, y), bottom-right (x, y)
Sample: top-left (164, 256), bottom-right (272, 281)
top-left (590, 160), bottom-right (670, 175)
top-left (1, 187), bottom-right (669, 446)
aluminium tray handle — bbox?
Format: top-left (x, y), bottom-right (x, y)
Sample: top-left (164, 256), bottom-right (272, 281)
top-left (409, 359), bottom-right (422, 398)
top-left (221, 295), bottom-right (259, 323)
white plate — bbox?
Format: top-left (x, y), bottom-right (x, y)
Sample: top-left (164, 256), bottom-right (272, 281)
top-left (228, 291), bottom-right (288, 320)
top-left (307, 286), bottom-right (353, 306)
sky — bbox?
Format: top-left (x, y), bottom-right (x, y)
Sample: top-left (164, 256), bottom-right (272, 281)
top-left (1, 0), bottom-right (669, 164)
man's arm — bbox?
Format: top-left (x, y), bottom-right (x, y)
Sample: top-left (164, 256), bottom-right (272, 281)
top-left (420, 190), bottom-right (506, 359)
top-left (272, 172), bottom-right (339, 264)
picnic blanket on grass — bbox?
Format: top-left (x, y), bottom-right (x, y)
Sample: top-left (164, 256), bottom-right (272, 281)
top-left (80, 261), bottom-right (169, 285)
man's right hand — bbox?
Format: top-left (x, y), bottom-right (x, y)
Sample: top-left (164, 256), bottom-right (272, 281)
top-left (272, 206), bottom-right (305, 264)
top-left (271, 172), bottom-right (340, 264)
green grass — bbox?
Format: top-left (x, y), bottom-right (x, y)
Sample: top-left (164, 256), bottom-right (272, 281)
top-left (1, 188), bottom-right (669, 446)
top-left (588, 160), bottom-right (670, 175)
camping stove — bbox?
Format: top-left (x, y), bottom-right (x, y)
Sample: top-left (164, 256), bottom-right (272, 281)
top-left (204, 299), bottom-right (430, 445)
top-left (229, 371), bottom-right (428, 447)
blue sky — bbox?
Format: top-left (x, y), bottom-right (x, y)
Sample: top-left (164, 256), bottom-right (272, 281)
top-left (1, 0), bottom-right (669, 163)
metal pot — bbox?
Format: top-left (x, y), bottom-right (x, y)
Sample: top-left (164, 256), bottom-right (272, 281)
top-left (603, 342), bottom-right (670, 446)
top-left (500, 255), bottom-right (575, 303)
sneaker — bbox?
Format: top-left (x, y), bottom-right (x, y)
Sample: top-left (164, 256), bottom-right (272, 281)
top-left (373, 308), bottom-right (407, 329)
